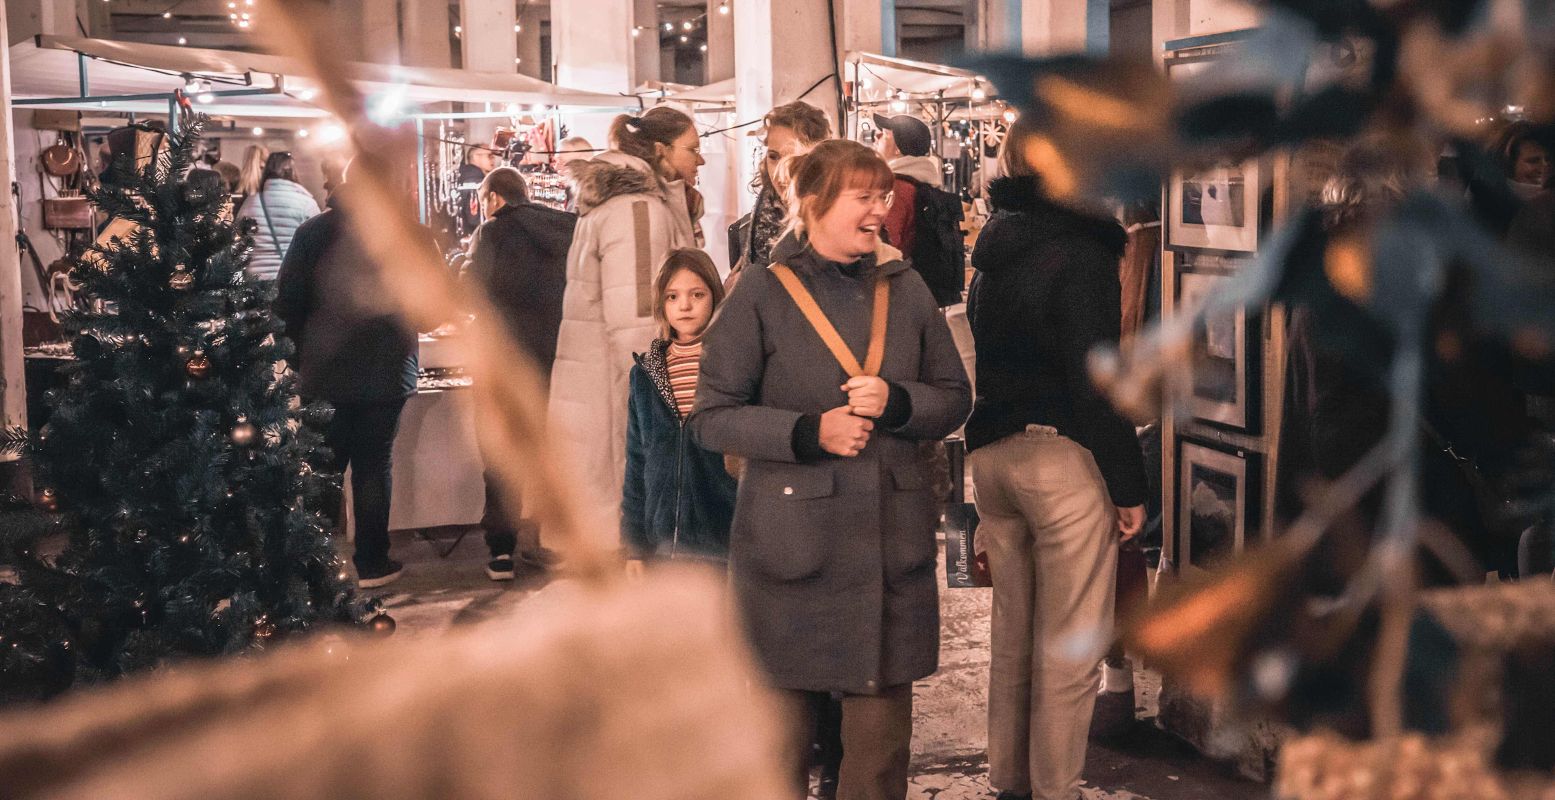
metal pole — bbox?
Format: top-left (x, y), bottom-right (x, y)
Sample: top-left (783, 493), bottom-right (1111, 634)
top-left (77, 52), bottom-right (88, 98)
top-left (416, 117), bottom-right (428, 224)
top-left (168, 96), bottom-right (179, 135)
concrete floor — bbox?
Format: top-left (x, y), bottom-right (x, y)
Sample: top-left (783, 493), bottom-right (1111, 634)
top-left (375, 527), bottom-right (1263, 800)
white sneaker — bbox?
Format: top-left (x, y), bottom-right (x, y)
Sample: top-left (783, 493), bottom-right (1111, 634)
top-left (1100, 660), bottom-right (1134, 694)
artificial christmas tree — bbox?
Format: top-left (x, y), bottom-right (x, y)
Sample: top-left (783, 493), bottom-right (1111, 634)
top-left (0, 119), bottom-right (368, 704)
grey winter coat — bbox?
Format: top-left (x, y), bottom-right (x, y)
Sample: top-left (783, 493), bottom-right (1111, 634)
top-left (690, 233), bottom-right (971, 694)
top-left (237, 178), bottom-right (321, 281)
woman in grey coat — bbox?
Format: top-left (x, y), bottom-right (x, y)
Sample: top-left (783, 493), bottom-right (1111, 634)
top-left (690, 140), bottom-right (970, 800)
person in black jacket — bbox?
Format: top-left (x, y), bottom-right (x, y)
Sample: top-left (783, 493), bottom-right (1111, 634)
top-left (274, 169), bottom-right (439, 590)
top-left (621, 249), bottom-right (736, 569)
top-left (465, 167), bottom-right (577, 580)
top-left (966, 118), bottom-right (1146, 800)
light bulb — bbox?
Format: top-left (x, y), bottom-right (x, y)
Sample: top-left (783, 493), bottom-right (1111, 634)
top-left (177, 36), bottom-right (187, 44)
top-left (197, 92), bottom-right (216, 104)
top-left (319, 124), bottom-right (345, 143)
top-left (240, 12), bottom-right (249, 19)
top-left (682, 20), bottom-right (693, 30)
top-left (161, 11), bottom-right (171, 18)
top-left (699, 43), bottom-right (707, 52)
top-left (238, 18), bottom-right (249, 27)
top-left (453, 24), bottom-right (462, 33)
top-left (664, 22), bottom-right (673, 31)
top-left (971, 87), bottom-right (986, 101)
top-left (631, 27), bottom-right (640, 37)
top-left (504, 102), bottom-right (521, 115)
top-left (890, 99), bottom-right (907, 113)
top-left (298, 128), bottom-right (310, 138)
top-left (514, 57), bottom-right (521, 64)
top-left (1002, 109), bottom-right (1017, 123)
top-left (718, 2), bottom-right (728, 13)
top-left (514, 23), bottom-right (521, 32)
top-left (297, 88), bottom-right (317, 101)
top-left (679, 34), bottom-right (688, 43)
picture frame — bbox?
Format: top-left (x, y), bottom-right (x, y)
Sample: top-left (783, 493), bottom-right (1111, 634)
top-left (1175, 264), bottom-right (1261, 432)
top-left (1166, 158), bottom-right (1263, 254)
top-left (1177, 439), bottom-right (1261, 572)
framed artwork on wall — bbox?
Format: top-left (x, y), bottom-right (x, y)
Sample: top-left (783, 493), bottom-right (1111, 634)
top-left (1166, 158), bottom-right (1264, 254)
top-left (1175, 265), bottom-right (1262, 432)
top-left (1177, 439), bottom-right (1262, 572)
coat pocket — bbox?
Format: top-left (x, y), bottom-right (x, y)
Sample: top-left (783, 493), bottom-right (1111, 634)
top-left (737, 466), bottom-right (838, 582)
top-left (885, 464), bottom-right (938, 579)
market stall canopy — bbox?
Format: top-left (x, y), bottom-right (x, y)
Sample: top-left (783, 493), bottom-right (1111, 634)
top-left (10, 35), bottom-right (633, 119)
top-left (633, 79), bottom-right (734, 113)
top-left (847, 52), bottom-right (993, 101)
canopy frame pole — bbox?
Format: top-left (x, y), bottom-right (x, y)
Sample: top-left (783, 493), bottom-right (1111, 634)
top-left (77, 52), bottom-right (88, 98)
top-left (168, 96), bottom-right (178, 134)
top-left (416, 116), bottom-right (427, 225)
top-left (14, 87), bottom-right (283, 106)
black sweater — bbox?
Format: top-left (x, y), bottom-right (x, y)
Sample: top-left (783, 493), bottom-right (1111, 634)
top-left (966, 176), bottom-right (1147, 507)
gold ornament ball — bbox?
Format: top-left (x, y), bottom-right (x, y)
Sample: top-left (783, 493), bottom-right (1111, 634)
top-left (169, 271), bottom-right (194, 290)
top-left (186, 354), bottom-right (211, 378)
top-left (368, 614), bottom-right (396, 637)
top-left (231, 422), bottom-right (257, 446)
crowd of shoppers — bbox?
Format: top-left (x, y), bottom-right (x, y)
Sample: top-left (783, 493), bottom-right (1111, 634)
top-left (244, 95), bottom-right (1554, 800)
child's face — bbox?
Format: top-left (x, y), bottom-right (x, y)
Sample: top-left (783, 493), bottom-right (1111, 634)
top-left (664, 269), bottom-right (714, 341)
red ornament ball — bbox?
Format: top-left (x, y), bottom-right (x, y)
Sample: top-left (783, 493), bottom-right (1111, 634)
top-left (368, 614), bottom-right (396, 637)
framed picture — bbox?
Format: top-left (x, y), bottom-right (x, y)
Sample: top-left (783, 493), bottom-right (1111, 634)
top-left (1177, 440), bottom-right (1261, 572)
top-left (1176, 266), bottom-right (1261, 432)
top-left (1166, 158), bottom-right (1263, 254)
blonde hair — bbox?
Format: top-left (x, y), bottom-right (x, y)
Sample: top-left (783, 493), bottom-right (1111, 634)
top-left (653, 249), bottom-right (725, 339)
top-left (238, 144), bottom-right (268, 196)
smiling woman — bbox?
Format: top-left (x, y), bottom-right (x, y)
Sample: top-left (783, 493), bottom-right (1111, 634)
top-left (690, 138), bottom-right (970, 800)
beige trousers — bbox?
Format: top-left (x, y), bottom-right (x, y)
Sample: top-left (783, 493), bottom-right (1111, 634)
top-left (971, 426), bottom-right (1118, 800)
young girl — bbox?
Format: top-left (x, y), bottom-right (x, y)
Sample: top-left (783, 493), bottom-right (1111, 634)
top-left (621, 249), bottom-right (737, 570)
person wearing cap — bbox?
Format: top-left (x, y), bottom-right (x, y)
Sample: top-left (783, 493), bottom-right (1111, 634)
top-left (871, 113), bottom-right (967, 308)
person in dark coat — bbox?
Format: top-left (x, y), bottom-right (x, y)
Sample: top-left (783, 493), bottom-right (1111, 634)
top-left (464, 166), bottom-right (577, 580)
top-left (274, 172), bottom-right (439, 590)
top-left (725, 101), bottom-right (832, 292)
top-left (622, 249), bottom-right (736, 567)
top-left (966, 116), bottom-right (1147, 800)
top-left (691, 140), bottom-right (971, 800)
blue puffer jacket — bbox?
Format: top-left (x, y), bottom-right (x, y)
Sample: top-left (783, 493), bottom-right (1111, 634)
top-left (622, 339), bottom-right (737, 562)
top-left (237, 179), bottom-right (321, 281)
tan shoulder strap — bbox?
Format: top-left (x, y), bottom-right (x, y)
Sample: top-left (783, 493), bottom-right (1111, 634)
top-left (769, 264), bottom-right (890, 378)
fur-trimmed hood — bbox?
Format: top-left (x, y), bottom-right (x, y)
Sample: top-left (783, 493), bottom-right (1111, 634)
top-left (567, 151), bottom-right (667, 216)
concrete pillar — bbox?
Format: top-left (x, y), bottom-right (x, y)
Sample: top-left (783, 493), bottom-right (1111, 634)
top-left (1152, 0), bottom-right (1190, 64)
top-left (1187, 0), bottom-right (1258, 35)
top-left (632, 0), bottom-right (657, 88)
top-left (516, 5), bottom-right (542, 79)
top-left (979, 0), bottom-right (1099, 55)
top-left (705, 0), bottom-right (733, 83)
top-left (401, 0), bottom-right (453, 69)
top-left (553, 0), bottom-right (635, 94)
top-left (840, 0), bottom-right (884, 56)
top-left (367, 0), bottom-right (402, 64)
top-left (0, 5), bottom-right (31, 447)
top-left (4, 0), bottom-right (72, 45)
top-left (733, 0), bottom-right (837, 211)
top-left (459, 0), bottom-right (518, 142)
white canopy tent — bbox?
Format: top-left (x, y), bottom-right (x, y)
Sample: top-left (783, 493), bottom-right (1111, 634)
top-left (11, 35), bottom-right (634, 123)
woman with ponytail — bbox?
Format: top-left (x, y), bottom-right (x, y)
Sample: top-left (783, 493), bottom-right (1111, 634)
top-left (549, 106), bottom-right (700, 535)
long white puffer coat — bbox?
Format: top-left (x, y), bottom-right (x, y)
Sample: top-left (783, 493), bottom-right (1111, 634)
top-left (237, 179), bottom-right (321, 281)
top-left (548, 151), bottom-right (697, 535)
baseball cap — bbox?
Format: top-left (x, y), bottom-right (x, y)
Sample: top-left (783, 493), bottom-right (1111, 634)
top-left (871, 113), bottom-right (933, 157)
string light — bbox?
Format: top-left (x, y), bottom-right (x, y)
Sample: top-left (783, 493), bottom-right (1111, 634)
top-left (682, 20), bottom-right (693, 30)
top-left (663, 21), bottom-right (673, 31)
top-left (298, 128), bottom-right (310, 138)
top-left (251, 126), bottom-right (264, 135)
top-left (679, 34), bottom-right (688, 43)
top-left (971, 87), bottom-right (986, 101)
top-left (718, 1), bottom-right (729, 13)
top-left (631, 27), bottom-right (640, 37)
top-left (699, 43), bottom-right (708, 52)
top-left (161, 11), bottom-right (171, 18)
top-left (177, 36), bottom-right (187, 44)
